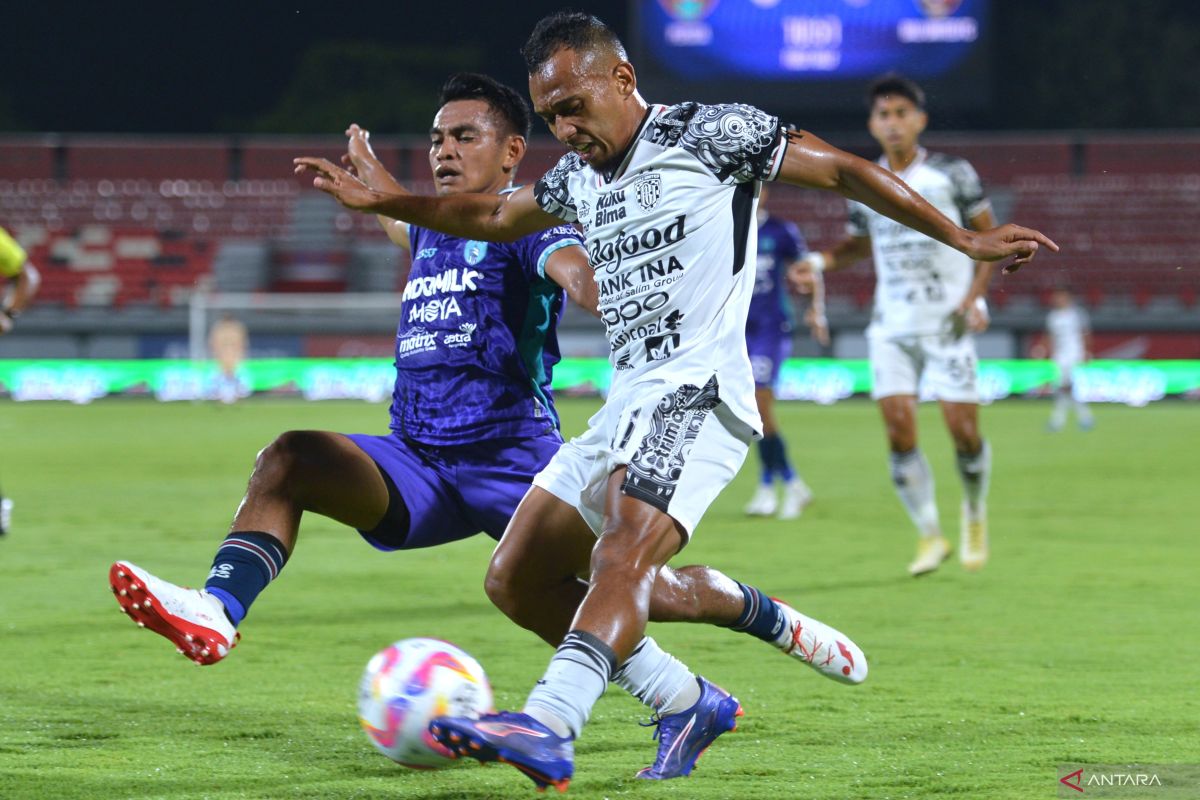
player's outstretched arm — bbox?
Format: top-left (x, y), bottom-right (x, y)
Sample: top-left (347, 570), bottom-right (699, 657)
top-left (294, 157), bottom-right (561, 243)
top-left (776, 130), bottom-right (1058, 270)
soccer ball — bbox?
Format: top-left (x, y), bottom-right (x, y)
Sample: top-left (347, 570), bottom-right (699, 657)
top-left (357, 637), bottom-right (493, 769)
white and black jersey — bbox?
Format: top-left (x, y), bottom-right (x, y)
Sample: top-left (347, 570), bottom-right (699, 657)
top-left (534, 102), bottom-right (788, 434)
top-left (847, 148), bottom-right (992, 338)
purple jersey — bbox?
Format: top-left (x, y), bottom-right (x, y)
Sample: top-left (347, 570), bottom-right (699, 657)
top-left (391, 221), bottom-right (584, 446)
top-left (747, 215), bottom-right (806, 338)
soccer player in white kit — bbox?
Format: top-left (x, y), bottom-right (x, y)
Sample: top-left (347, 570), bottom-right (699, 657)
top-left (1045, 286), bottom-right (1095, 431)
top-left (792, 75), bottom-right (1000, 577)
top-left (296, 16), bottom-right (1057, 789)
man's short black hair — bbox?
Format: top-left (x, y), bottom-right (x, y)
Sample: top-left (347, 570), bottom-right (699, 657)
top-left (438, 72), bottom-right (532, 139)
top-left (867, 73), bottom-right (926, 110)
top-left (521, 11), bottom-right (627, 73)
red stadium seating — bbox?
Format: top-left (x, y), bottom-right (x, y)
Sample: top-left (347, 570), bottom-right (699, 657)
top-left (2, 134), bottom-right (1198, 311)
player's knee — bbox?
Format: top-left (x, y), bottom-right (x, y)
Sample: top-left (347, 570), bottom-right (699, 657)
top-left (590, 528), bottom-right (663, 587)
top-left (483, 559), bottom-right (522, 618)
top-left (254, 430), bottom-right (315, 489)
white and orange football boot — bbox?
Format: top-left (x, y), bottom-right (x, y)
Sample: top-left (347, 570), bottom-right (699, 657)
top-left (109, 561), bottom-right (239, 665)
top-left (771, 599), bottom-right (868, 685)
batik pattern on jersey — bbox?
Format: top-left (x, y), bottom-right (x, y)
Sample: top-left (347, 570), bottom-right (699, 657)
top-left (847, 149), bottom-right (992, 338)
top-left (390, 223), bottom-right (583, 445)
top-left (622, 376), bottom-right (722, 511)
top-left (532, 102), bottom-right (788, 435)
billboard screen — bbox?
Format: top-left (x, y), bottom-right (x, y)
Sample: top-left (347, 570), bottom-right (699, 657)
top-left (632, 0), bottom-right (993, 119)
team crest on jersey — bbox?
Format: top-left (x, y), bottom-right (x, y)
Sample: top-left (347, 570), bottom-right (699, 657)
top-left (634, 173), bottom-right (662, 211)
top-left (463, 240), bottom-right (488, 265)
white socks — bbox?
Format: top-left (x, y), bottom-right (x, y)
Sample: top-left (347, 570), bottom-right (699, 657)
top-left (889, 448), bottom-right (941, 537)
top-left (525, 635), bottom-right (702, 739)
top-left (612, 637), bottom-right (701, 716)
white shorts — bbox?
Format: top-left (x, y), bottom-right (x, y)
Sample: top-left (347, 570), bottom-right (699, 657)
top-left (533, 375), bottom-right (752, 542)
top-left (869, 333), bottom-right (980, 403)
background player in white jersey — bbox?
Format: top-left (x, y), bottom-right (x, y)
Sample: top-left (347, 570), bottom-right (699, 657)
top-left (744, 185), bottom-right (823, 519)
top-left (1, 225), bottom-right (41, 536)
top-left (296, 14), bottom-right (1056, 789)
top-left (1044, 286), bottom-right (1095, 431)
top-left (793, 75), bottom-right (999, 577)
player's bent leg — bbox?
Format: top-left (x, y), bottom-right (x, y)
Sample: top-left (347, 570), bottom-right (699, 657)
top-left (485, 487), bottom-right (594, 646)
top-left (233, 430), bottom-right (393, 545)
top-left (110, 430), bottom-right (394, 664)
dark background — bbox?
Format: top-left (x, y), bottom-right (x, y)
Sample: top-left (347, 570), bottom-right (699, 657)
top-left (3, 1), bottom-right (1200, 135)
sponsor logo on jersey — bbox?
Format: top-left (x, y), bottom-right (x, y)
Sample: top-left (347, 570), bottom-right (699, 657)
top-left (588, 215), bottom-right (687, 274)
top-left (463, 241), bottom-right (488, 265)
top-left (597, 256), bottom-right (685, 301)
top-left (415, 247), bottom-right (438, 260)
top-left (443, 322), bottom-right (477, 348)
top-left (407, 297), bottom-right (463, 323)
top-left (633, 173), bottom-right (662, 210)
top-left (645, 333), bottom-right (681, 361)
top-left (403, 268), bottom-right (481, 300)
top-left (614, 351), bottom-right (634, 371)
top-left (594, 189), bottom-right (627, 227)
top-left (602, 290), bottom-right (670, 330)
top-left (397, 327), bottom-right (439, 358)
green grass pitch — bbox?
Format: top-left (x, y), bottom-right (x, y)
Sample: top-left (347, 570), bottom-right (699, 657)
top-left (1, 397), bottom-right (1197, 799)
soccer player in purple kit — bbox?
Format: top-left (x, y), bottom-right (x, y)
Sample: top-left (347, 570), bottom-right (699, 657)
top-left (110, 73), bottom-right (594, 659)
top-left (110, 73), bottom-right (866, 776)
top-left (743, 185), bottom-right (820, 520)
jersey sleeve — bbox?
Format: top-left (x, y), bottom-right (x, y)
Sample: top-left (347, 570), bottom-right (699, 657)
top-left (533, 153), bottom-right (584, 222)
top-left (845, 200), bottom-right (871, 238)
top-left (0, 227), bottom-right (28, 278)
top-left (946, 157), bottom-right (992, 221)
top-left (678, 103), bottom-right (787, 184)
top-left (515, 225), bottom-right (586, 281)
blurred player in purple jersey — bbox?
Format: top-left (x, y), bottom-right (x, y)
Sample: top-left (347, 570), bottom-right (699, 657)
top-left (743, 186), bottom-right (824, 520)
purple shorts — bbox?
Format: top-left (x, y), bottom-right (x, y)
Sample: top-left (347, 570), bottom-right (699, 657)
top-left (345, 430), bottom-right (563, 551)
top-left (746, 329), bottom-right (792, 388)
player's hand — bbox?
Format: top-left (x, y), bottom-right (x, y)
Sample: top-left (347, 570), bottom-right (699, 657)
top-left (344, 123), bottom-right (383, 175)
top-left (788, 261), bottom-right (817, 295)
top-left (963, 224), bottom-right (1058, 273)
top-left (293, 157), bottom-right (380, 211)
top-left (957, 296), bottom-right (990, 333)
